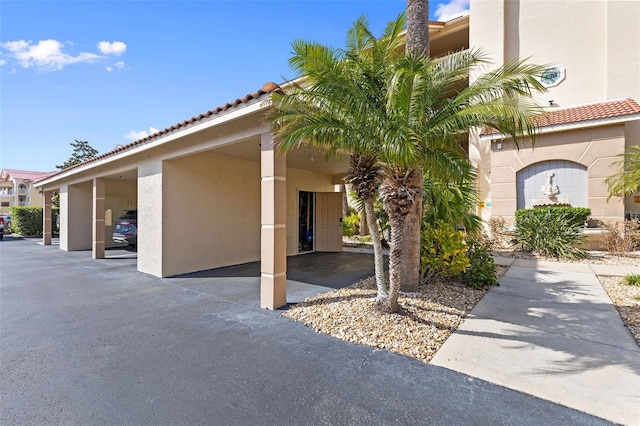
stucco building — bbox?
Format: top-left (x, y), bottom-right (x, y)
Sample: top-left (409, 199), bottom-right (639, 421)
top-left (469, 0), bottom-right (640, 225)
top-left (35, 1), bottom-right (639, 309)
top-left (0, 169), bottom-right (56, 209)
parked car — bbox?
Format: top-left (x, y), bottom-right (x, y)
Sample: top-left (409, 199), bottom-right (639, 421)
top-left (112, 209), bottom-right (137, 247)
top-left (0, 216), bottom-right (4, 240)
top-left (2, 215), bottom-right (11, 234)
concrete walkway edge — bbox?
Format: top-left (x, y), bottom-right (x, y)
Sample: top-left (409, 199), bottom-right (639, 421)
top-left (433, 257), bottom-right (640, 425)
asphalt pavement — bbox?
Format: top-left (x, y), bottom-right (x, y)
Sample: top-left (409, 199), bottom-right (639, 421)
top-left (0, 236), bottom-right (614, 425)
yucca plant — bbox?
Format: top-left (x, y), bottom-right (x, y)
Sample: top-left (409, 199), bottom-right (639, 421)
top-left (512, 212), bottom-right (586, 259)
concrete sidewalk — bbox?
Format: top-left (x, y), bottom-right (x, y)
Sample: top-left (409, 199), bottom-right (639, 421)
top-left (432, 258), bottom-right (640, 425)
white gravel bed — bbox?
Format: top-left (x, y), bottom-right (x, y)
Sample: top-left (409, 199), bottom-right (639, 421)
top-left (599, 276), bottom-right (640, 345)
top-left (284, 249), bottom-right (640, 364)
top-left (283, 273), bottom-right (494, 363)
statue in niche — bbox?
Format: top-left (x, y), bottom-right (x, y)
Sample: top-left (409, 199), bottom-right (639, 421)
top-left (541, 171), bottom-right (560, 198)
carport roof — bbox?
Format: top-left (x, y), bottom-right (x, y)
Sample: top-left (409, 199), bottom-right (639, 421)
top-left (45, 82), bottom-right (284, 178)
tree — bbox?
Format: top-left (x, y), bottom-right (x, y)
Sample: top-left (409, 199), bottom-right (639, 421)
top-left (268, 14), bottom-right (407, 302)
top-left (375, 51), bottom-right (547, 312)
top-left (56, 140), bottom-right (99, 170)
top-left (606, 145), bottom-right (640, 199)
top-left (398, 0), bottom-right (430, 292)
top-left (268, 15), bottom-right (547, 313)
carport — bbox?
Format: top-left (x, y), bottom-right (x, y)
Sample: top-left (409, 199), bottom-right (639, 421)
top-left (36, 82), bottom-right (351, 310)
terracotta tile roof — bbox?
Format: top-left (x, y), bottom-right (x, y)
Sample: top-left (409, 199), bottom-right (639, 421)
top-left (1, 169), bottom-right (57, 182)
top-left (482, 98), bottom-right (640, 136)
top-left (54, 82), bottom-right (283, 175)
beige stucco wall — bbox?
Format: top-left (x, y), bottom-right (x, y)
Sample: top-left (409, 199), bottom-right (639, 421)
top-left (61, 181), bottom-right (93, 250)
top-left (286, 168), bottom-right (340, 256)
top-left (161, 152), bottom-right (262, 277)
top-left (137, 159), bottom-right (164, 277)
top-left (106, 179), bottom-right (137, 207)
top-left (489, 125), bottom-right (626, 224)
top-left (470, 0), bottom-right (639, 108)
top-left (469, 0), bottom-right (640, 224)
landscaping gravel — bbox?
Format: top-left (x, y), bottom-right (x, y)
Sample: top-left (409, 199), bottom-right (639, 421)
top-left (284, 273), bottom-right (497, 363)
top-left (599, 275), bottom-right (640, 345)
top-left (284, 251), bottom-right (640, 364)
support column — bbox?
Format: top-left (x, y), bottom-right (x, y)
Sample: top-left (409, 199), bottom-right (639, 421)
top-left (43, 191), bottom-right (52, 245)
top-left (92, 178), bottom-right (106, 259)
top-left (260, 132), bottom-right (287, 310)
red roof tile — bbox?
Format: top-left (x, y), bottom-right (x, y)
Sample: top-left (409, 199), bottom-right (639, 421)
top-left (53, 82), bottom-right (283, 175)
top-left (482, 98), bottom-right (640, 136)
top-left (1, 169), bottom-right (57, 182)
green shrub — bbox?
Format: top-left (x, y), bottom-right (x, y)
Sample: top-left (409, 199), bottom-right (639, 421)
top-left (343, 212), bottom-right (360, 237)
top-left (420, 220), bottom-right (470, 285)
top-left (515, 206), bottom-right (591, 228)
top-left (465, 235), bottom-right (499, 288)
top-left (9, 206), bottom-right (44, 237)
top-left (512, 211), bottom-right (587, 259)
top-left (623, 274), bottom-right (640, 287)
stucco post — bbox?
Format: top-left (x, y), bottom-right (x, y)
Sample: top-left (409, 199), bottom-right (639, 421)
top-left (92, 177), bottom-right (106, 259)
top-left (260, 132), bottom-right (287, 310)
top-left (43, 190), bottom-right (52, 245)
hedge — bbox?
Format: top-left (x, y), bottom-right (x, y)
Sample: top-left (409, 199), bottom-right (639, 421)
top-left (515, 206), bottom-right (591, 228)
top-left (8, 206), bottom-right (59, 237)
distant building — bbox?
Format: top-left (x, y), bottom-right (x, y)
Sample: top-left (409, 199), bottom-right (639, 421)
top-left (0, 169), bottom-right (57, 208)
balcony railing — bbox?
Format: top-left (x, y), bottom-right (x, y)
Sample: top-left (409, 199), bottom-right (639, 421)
top-left (0, 189), bottom-right (13, 196)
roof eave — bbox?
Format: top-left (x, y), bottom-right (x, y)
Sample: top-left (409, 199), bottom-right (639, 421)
top-left (35, 95), bottom-right (271, 188)
top-left (480, 114), bottom-right (640, 141)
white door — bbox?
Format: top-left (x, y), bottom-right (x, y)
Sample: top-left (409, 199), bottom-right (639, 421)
top-left (315, 192), bottom-right (343, 252)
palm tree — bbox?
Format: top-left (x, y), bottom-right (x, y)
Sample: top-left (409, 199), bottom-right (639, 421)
top-left (606, 145), bottom-right (640, 199)
top-left (398, 0), bottom-right (430, 292)
top-left (266, 14), bottom-right (407, 302)
top-left (423, 159), bottom-right (482, 235)
top-left (375, 51), bottom-right (547, 312)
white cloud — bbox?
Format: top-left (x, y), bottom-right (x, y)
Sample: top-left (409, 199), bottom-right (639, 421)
top-left (1, 39), bottom-right (128, 72)
top-left (0, 59), bottom-right (6, 66)
top-left (434, 0), bottom-right (470, 22)
top-left (97, 41), bottom-right (126, 56)
top-left (124, 127), bottom-right (160, 141)
top-left (106, 61), bottom-right (125, 72)
top-left (1, 39), bottom-right (100, 71)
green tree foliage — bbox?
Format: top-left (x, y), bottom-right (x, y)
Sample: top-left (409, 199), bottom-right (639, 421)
top-left (56, 140), bottom-right (99, 170)
top-left (606, 145), bottom-right (640, 198)
top-left (268, 14), bottom-right (408, 302)
top-left (268, 13), bottom-right (547, 313)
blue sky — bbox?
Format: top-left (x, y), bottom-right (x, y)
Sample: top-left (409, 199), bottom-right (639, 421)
top-left (0, 0), bottom-right (470, 172)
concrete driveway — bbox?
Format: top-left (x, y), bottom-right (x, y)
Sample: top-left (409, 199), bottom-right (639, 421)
top-left (0, 236), bottom-right (610, 425)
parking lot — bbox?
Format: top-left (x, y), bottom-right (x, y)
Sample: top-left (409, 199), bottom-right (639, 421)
top-left (0, 236), bottom-right (608, 425)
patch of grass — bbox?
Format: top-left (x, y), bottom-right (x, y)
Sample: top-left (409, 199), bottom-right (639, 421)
top-left (622, 274), bottom-right (640, 287)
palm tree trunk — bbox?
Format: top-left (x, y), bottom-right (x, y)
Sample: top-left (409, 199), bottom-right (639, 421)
top-left (406, 0), bottom-right (430, 57)
top-left (401, 0), bottom-right (429, 292)
top-left (378, 208), bottom-right (404, 313)
top-left (363, 196), bottom-right (387, 301)
top-left (378, 167), bottom-right (423, 313)
top-left (399, 168), bottom-right (423, 292)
